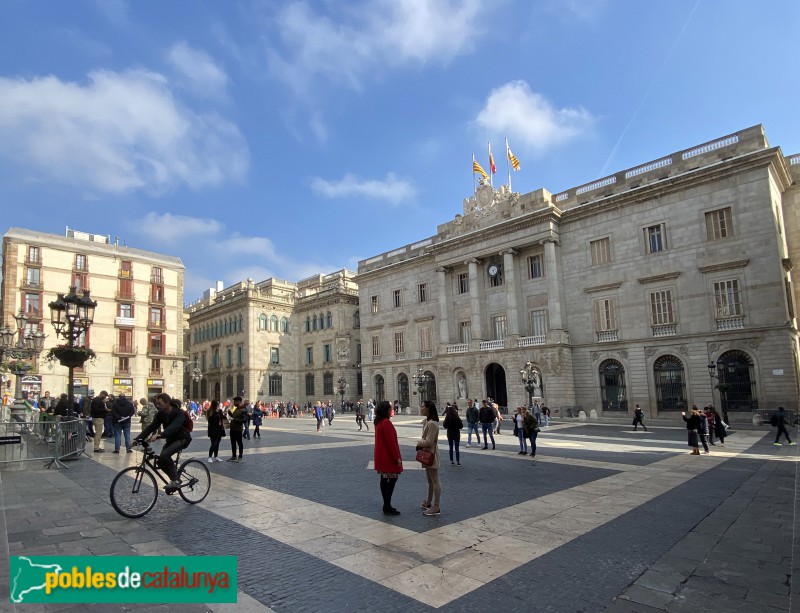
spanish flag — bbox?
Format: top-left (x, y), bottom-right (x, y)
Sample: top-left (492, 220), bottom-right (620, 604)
top-left (507, 141), bottom-right (521, 171)
top-left (473, 157), bottom-right (489, 180)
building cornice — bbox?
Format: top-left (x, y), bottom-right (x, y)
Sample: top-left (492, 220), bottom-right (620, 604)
top-left (697, 259), bottom-right (750, 274)
top-left (638, 272), bottom-right (681, 284)
top-left (584, 282), bottom-right (623, 294)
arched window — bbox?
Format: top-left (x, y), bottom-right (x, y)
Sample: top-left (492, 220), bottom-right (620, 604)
top-left (323, 371), bottom-right (334, 395)
top-left (319, 312), bottom-right (326, 329)
top-left (236, 374), bottom-right (245, 397)
top-left (716, 350), bottom-right (757, 412)
top-left (225, 374), bottom-right (234, 398)
top-left (259, 314), bottom-right (267, 330)
top-left (353, 310), bottom-right (360, 329)
top-left (305, 372), bottom-right (315, 396)
top-left (599, 359), bottom-right (627, 411)
top-left (281, 317), bottom-right (289, 334)
top-left (269, 373), bottom-right (282, 396)
top-left (397, 374), bottom-right (409, 408)
top-left (424, 371), bottom-right (437, 404)
top-left (326, 311), bottom-right (332, 328)
top-left (375, 375), bottom-right (385, 402)
top-left (313, 315), bottom-right (318, 331)
top-left (654, 355), bottom-right (687, 411)
top-left (305, 317), bottom-right (311, 333)
top-left (270, 315), bottom-right (279, 332)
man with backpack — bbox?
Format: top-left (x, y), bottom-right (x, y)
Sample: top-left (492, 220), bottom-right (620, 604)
top-left (772, 407), bottom-right (796, 446)
top-left (134, 393), bottom-right (192, 489)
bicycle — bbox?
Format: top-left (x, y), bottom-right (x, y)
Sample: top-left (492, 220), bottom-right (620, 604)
top-left (109, 439), bottom-right (210, 518)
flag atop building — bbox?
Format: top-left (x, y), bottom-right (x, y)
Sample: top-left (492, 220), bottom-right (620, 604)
top-left (472, 155), bottom-right (488, 180)
top-left (488, 142), bottom-right (497, 175)
top-left (506, 139), bottom-right (521, 171)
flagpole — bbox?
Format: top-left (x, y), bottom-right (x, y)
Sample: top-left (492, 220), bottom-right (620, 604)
top-left (505, 137), bottom-right (512, 192)
top-left (472, 153), bottom-right (477, 195)
top-left (487, 142), bottom-right (493, 187)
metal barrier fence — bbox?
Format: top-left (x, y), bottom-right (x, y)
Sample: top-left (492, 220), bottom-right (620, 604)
top-left (752, 408), bottom-right (798, 426)
top-left (0, 419), bottom-right (88, 469)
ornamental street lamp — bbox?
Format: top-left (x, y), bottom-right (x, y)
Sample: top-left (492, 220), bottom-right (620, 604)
top-left (707, 358), bottom-right (734, 420)
top-left (0, 309), bottom-right (46, 418)
top-left (48, 287), bottom-right (97, 409)
top-left (336, 376), bottom-right (347, 410)
top-left (412, 367), bottom-right (428, 402)
top-left (520, 361), bottom-right (539, 409)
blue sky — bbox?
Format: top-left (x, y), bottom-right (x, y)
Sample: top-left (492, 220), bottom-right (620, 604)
top-left (1, 1), bottom-right (797, 302)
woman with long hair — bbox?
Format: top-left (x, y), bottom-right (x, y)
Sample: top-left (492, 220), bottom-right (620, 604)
top-left (442, 404), bottom-right (463, 466)
top-left (418, 400), bottom-right (441, 516)
top-left (373, 400), bottom-right (403, 516)
top-left (206, 399), bottom-right (225, 463)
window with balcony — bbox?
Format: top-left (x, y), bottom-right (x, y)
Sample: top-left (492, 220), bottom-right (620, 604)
top-left (118, 303), bottom-right (133, 318)
top-left (528, 254), bottom-right (544, 279)
top-left (118, 329), bottom-right (134, 354)
top-left (26, 246), bottom-right (40, 264)
top-left (529, 310), bottom-right (548, 337)
top-left (271, 347), bottom-right (280, 364)
top-left (706, 207), bottom-right (732, 240)
top-left (118, 278), bottom-right (134, 300)
top-left (149, 307), bottom-right (163, 328)
top-left (151, 267), bottom-right (163, 284)
top-left (417, 283), bottom-right (428, 303)
top-left (590, 237), bottom-right (611, 265)
top-left (24, 267), bottom-right (40, 288)
top-left (151, 285), bottom-right (165, 304)
top-left (459, 321), bottom-right (471, 344)
top-left (371, 335), bottom-right (380, 357)
top-left (119, 260), bottom-right (133, 278)
top-left (491, 315), bottom-right (507, 340)
top-left (371, 295), bottom-right (379, 314)
top-left (644, 224), bottom-right (667, 254)
top-left (72, 272), bottom-right (88, 292)
top-left (23, 293), bottom-right (41, 317)
top-left (393, 289), bottom-right (403, 308)
top-left (117, 357), bottom-right (130, 374)
top-left (458, 273), bottom-right (469, 294)
top-left (74, 253), bottom-right (88, 271)
top-left (594, 298), bottom-right (618, 338)
top-left (149, 333), bottom-right (164, 355)
top-left (150, 359), bottom-right (162, 375)
top-left (419, 326), bottom-right (432, 354)
top-left (394, 332), bottom-right (404, 355)
top-left (713, 279), bottom-right (742, 320)
top-left (650, 290), bottom-right (675, 324)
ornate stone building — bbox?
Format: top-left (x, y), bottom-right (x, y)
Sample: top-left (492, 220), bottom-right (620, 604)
top-left (185, 270), bottom-right (360, 403)
top-left (356, 125), bottom-right (800, 419)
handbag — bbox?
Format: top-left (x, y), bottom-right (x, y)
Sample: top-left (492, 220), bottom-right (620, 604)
top-left (415, 449), bottom-right (434, 467)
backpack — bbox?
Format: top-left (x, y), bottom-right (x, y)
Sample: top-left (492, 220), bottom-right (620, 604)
top-left (184, 411), bottom-right (194, 432)
top-left (770, 414), bottom-right (778, 427)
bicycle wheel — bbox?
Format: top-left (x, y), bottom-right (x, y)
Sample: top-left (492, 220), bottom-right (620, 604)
top-left (177, 458), bottom-right (210, 504)
top-left (110, 466), bottom-right (158, 518)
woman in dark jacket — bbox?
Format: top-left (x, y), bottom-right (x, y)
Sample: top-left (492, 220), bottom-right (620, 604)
top-left (206, 399), bottom-right (225, 463)
top-left (252, 403), bottom-right (263, 439)
top-left (682, 407), bottom-right (702, 455)
top-left (442, 405), bottom-right (463, 466)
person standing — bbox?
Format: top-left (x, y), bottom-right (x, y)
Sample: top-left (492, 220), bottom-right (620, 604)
top-left (227, 396), bottom-right (247, 462)
top-left (709, 406), bottom-right (726, 447)
top-left (632, 405), bottom-right (647, 431)
top-left (443, 405), bottom-right (463, 466)
top-left (773, 406), bottom-right (796, 446)
top-left (252, 403), bottom-right (263, 439)
top-left (523, 406), bottom-right (539, 457)
top-left (355, 401), bottom-right (365, 431)
top-left (682, 407), bottom-right (702, 455)
top-left (90, 391), bottom-right (109, 453)
top-left (696, 405), bottom-right (710, 453)
top-left (492, 402), bottom-right (504, 435)
top-left (139, 397), bottom-right (157, 433)
top-left (479, 400), bottom-right (496, 450)
top-left (111, 394), bottom-right (135, 453)
top-left (314, 402), bottom-right (324, 432)
top-left (514, 406), bottom-right (528, 454)
top-left (206, 399), bottom-right (225, 463)
top-left (374, 400), bottom-right (403, 516)
top-left (418, 400), bottom-right (441, 516)
top-left (465, 399), bottom-right (480, 447)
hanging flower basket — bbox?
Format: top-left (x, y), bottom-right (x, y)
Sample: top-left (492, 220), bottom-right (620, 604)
top-left (45, 345), bottom-right (97, 368)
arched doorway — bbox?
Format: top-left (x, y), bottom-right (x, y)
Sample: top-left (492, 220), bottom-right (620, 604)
top-left (374, 375), bottom-right (385, 402)
top-left (484, 363), bottom-right (508, 409)
top-left (716, 350), bottom-right (757, 412)
top-left (213, 381), bottom-right (220, 401)
top-left (599, 359), bottom-right (627, 411)
top-left (654, 355), bottom-right (687, 411)
top-left (397, 373), bottom-right (410, 408)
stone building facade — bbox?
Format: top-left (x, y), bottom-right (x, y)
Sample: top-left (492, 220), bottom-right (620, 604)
top-left (356, 125), bottom-right (800, 419)
top-left (185, 270), bottom-right (360, 404)
top-left (1, 227), bottom-right (185, 401)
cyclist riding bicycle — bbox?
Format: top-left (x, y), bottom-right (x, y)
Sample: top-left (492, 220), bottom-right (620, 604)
top-left (133, 393), bottom-right (191, 489)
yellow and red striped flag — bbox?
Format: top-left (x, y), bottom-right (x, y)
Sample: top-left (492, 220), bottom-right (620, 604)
top-left (473, 158), bottom-right (488, 180)
top-left (488, 142), bottom-right (497, 174)
top-left (507, 142), bottom-right (521, 171)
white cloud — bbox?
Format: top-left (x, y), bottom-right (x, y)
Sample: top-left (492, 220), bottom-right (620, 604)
top-left (167, 42), bottom-right (229, 99)
top-left (0, 69), bottom-right (249, 195)
top-left (266, 0), bottom-right (482, 92)
top-left (134, 212), bottom-right (223, 243)
top-left (475, 81), bottom-right (595, 153)
top-left (311, 173), bottom-right (416, 204)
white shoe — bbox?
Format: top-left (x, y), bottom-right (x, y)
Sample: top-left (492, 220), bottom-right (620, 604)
top-left (215, 457), bottom-right (224, 462)
top-left (207, 457), bottom-right (214, 464)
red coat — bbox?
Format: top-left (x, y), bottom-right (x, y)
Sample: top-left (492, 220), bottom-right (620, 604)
top-left (374, 418), bottom-right (403, 474)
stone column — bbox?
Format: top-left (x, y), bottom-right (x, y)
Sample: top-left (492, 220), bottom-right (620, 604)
top-left (468, 259), bottom-right (483, 341)
top-left (436, 267), bottom-right (450, 345)
top-left (543, 239), bottom-right (563, 331)
top-left (502, 249), bottom-right (519, 336)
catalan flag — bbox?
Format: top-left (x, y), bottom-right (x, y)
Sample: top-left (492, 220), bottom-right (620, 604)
top-left (473, 158), bottom-right (488, 180)
top-left (488, 142), bottom-right (497, 174)
top-left (507, 142), bottom-right (521, 171)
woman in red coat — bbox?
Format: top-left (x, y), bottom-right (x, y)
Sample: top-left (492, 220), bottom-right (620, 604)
top-left (374, 400), bottom-right (403, 516)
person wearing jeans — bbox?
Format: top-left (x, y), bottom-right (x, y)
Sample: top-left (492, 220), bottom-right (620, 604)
top-left (111, 394), bottom-right (135, 453)
top-left (465, 400), bottom-right (480, 446)
top-left (206, 399), bottom-right (225, 463)
top-left (227, 396), bottom-right (247, 462)
top-left (514, 407), bottom-right (528, 454)
top-left (478, 400), bottom-right (496, 450)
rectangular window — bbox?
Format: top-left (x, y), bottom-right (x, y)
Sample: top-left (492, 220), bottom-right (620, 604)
top-left (650, 290), bottom-right (675, 325)
top-left (150, 359), bottom-right (161, 375)
top-left (24, 293), bottom-right (40, 317)
top-left (528, 254), bottom-right (543, 279)
top-left (151, 285), bottom-right (164, 303)
top-left (118, 278), bottom-right (134, 300)
top-left (226, 348), bottom-right (232, 367)
top-left (393, 289), bottom-right (403, 308)
top-left (417, 283), bottom-right (427, 303)
top-left (706, 207), bottom-right (732, 240)
top-left (25, 267), bottom-right (40, 287)
top-left (323, 343), bottom-right (332, 363)
top-left (594, 299), bottom-right (618, 331)
top-left (118, 329), bottom-right (133, 352)
top-left (74, 254), bottom-right (88, 271)
top-left (72, 273), bottom-right (88, 292)
top-left (370, 295), bottom-right (379, 314)
top-left (149, 333), bottom-right (164, 354)
top-left (458, 273), bottom-right (469, 294)
top-left (419, 326), bottom-right (432, 353)
top-left (323, 374), bottom-right (334, 395)
top-left (371, 335), bottom-right (381, 357)
top-left (644, 224), bottom-right (666, 254)
top-left (394, 332), bottom-right (404, 355)
top-left (269, 376), bottom-right (282, 396)
top-left (529, 310), bottom-right (548, 336)
top-left (118, 357), bottom-right (129, 373)
top-left (306, 346), bottom-right (314, 365)
top-left (459, 321), bottom-right (472, 344)
top-left (305, 374), bottom-right (315, 396)
top-left (713, 280), bottom-right (742, 318)
top-left (120, 260), bottom-right (133, 278)
top-left (590, 238), bottom-right (611, 265)
top-left (118, 303), bottom-right (133, 318)
top-left (356, 343), bottom-right (362, 364)
top-left (26, 246), bottom-right (40, 264)
top-left (237, 346), bottom-right (243, 365)
top-left (492, 315), bottom-right (508, 340)
top-left (271, 347), bottom-right (280, 365)
top-left (151, 267), bottom-right (163, 283)
top-left (149, 307), bottom-right (163, 327)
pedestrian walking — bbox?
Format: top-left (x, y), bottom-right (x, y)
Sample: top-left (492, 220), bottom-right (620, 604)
top-left (709, 405), bottom-right (727, 446)
top-left (226, 396), bottom-right (247, 462)
top-left (418, 400), bottom-right (441, 516)
top-left (696, 405), bottom-right (710, 453)
top-left (465, 399), bottom-right (480, 446)
top-left (523, 407), bottom-right (539, 458)
top-left (682, 407), bottom-right (702, 455)
top-left (513, 406), bottom-right (527, 454)
top-left (355, 401), bottom-right (365, 431)
top-left (632, 404), bottom-right (647, 431)
top-left (206, 399), bottom-right (225, 463)
top-left (252, 403), bottom-right (263, 439)
top-left (314, 402), bottom-right (324, 432)
top-left (772, 406), bottom-right (796, 446)
top-left (374, 400), bottom-right (403, 516)
top-left (443, 405), bottom-right (463, 466)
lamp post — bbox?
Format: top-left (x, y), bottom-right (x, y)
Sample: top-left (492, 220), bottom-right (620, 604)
top-left (520, 361), bottom-right (538, 409)
top-left (0, 309), bottom-right (46, 419)
top-left (336, 376), bottom-right (347, 411)
top-left (412, 367), bottom-right (428, 403)
top-left (707, 358), bottom-right (733, 422)
top-left (48, 287), bottom-right (97, 409)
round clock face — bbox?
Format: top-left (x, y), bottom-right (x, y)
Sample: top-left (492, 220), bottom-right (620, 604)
top-left (488, 265), bottom-right (499, 277)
